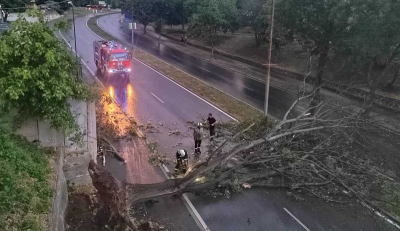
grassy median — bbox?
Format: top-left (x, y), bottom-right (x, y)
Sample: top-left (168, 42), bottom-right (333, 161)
top-left (87, 15), bottom-right (263, 122)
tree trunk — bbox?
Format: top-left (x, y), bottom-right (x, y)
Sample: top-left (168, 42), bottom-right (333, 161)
top-left (316, 52), bottom-right (327, 88)
top-left (365, 60), bottom-right (375, 111)
top-left (143, 24), bottom-right (147, 34)
top-left (376, 43), bottom-right (400, 84)
top-left (387, 65), bottom-right (400, 89)
top-left (4, 12), bottom-right (8, 22)
top-left (211, 33), bottom-right (215, 59)
top-left (255, 33), bottom-right (260, 46)
top-left (158, 33), bottom-right (161, 50)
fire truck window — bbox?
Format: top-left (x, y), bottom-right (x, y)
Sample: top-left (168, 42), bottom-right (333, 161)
top-left (110, 53), bottom-right (128, 60)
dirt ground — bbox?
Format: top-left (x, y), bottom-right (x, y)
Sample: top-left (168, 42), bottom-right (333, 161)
top-left (65, 186), bottom-right (112, 231)
top-left (65, 185), bottom-right (171, 231)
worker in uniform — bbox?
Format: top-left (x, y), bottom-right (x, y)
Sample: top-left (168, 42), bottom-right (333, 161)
top-left (175, 149), bottom-right (188, 173)
top-left (97, 144), bottom-right (106, 166)
top-left (207, 113), bottom-right (217, 141)
top-left (194, 122), bottom-right (204, 154)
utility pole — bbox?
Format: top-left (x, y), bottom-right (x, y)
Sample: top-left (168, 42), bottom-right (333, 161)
top-left (158, 16), bottom-right (162, 50)
top-left (131, 2), bottom-right (134, 50)
top-left (0, 4), bottom-right (4, 23)
top-left (68, 1), bottom-right (79, 79)
top-left (264, 0), bottom-right (275, 117)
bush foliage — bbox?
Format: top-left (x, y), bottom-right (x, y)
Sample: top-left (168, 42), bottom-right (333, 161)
top-left (0, 16), bottom-right (90, 134)
top-left (0, 122), bottom-right (52, 230)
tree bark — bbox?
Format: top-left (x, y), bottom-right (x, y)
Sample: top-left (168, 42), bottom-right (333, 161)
top-left (4, 12), bottom-right (9, 22)
top-left (315, 52), bottom-right (328, 90)
top-left (143, 24), bottom-right (147, 34)
top-left (387, 65), bottom-right (400, 89)
top-left (158, 32), bottom-right (161, 50)
top-left (366, 60), bottom-right (375, 109)
top-left (376, 43), bottom-right (400, 83)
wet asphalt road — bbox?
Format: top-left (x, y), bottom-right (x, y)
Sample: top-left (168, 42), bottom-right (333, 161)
top-left (97, 14), bottom-right (305, 120)
top-left (61, 14), bottom-right (398, 231)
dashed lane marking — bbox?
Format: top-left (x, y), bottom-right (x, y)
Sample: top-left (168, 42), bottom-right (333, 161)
top-left (151, 92), bottom-right (165, 104)
top-left (283, 208), bottom-right (311, 231)
top-left (90, 18), bottom-right (239, 122)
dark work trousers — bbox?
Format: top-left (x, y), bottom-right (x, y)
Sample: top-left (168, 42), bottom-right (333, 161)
top-left (209, 126), bottom-right (215, 140)
top-left (175, 159), bottom-right (188, 172)
top-left (195, 140), bottom-right (202, 153)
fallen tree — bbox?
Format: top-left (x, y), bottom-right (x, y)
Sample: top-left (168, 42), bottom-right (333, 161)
top-left (89, 88), bottom-right (399, 230)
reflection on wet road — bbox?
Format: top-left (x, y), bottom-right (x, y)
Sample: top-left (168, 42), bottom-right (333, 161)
top-left (59, 14), bottom-right (399, 231)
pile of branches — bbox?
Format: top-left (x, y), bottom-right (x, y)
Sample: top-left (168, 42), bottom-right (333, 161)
top-left (206, 91), bottom-right (396, 205)
top-left (88, 89), bottom-right (399, 230)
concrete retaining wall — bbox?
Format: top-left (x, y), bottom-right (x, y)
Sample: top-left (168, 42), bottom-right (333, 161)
top-left (49, 147), bottom-right (68, 231)
top-left (16, 100), bottom-right (97, 158)
top-left (15, 100), bottom-right (97, 231)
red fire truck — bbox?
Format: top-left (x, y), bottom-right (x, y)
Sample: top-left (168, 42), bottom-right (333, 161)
top-left (93, 40), bottom-right (132, 78)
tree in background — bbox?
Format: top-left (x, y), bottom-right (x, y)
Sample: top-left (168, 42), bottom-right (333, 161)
top-left (121, 0), bottom-right (155, 34)
top-left (0, 15), bottom-right (90, 133)
top-left (277, 0), bottom-right (353, 91)
top-left (190, 0), bottom-right (239, 57)
top-left (0, 0), bottom-right (30, 22)
top-left (238, 0), bottom-right (269, 45)
top-left (175, 0), bottom-right (197, 31)
top-left (340, 0), bottom-right (400, 102)
top-left (152, 0), bottom-right (173, 48)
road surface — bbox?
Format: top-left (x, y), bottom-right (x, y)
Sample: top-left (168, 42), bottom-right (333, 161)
top-left (98, 13), bottom-right (400, 184)
top-left (60, 13), bottom-right (397, 231)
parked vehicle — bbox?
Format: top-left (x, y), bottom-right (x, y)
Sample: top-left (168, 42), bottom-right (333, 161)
top-left (93, 40), bottom-right (132, 79)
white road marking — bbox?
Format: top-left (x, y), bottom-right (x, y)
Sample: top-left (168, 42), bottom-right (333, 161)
top-left (87, 18), bottom-right (212, 231)
top-left (88, 17), bottom-right (243, 122)
top-left (89, 17), bottom-right (240, 122)
top-left (182, 194), bottom-right (211, 231)
top-left (361, 202), bottom-right (400, 230)
top-left (283, 208), bottom-right (311, 231)
top-left (171, 54), bottom-right (182, 60)
top-left (198, 67), bottom-right (210, 73)
top-left (160, 164), bottom-right (210, 231)
top-left (67, 16), bottom-right (400, 231)
top-left (151, 92), bottom-right (164, 104)
top-left (234, 81), bottom-right (254, 92)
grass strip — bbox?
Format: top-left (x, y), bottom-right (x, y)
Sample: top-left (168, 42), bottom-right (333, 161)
top-left (87, 15), bottom-right (264, 122)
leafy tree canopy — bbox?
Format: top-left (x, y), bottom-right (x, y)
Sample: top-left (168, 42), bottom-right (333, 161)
top-left (0, 15), bottom-right (90, 133)
top-left (342, 0), bottom-right (400, 66)
top-left (122, 0), bottom-right (155, 33)
top-left (191, 0), bottom-right (239, 35)
top-left (0, 0), bottom-right (30, 12)
top-left (278, 0), bottom-right (352, 54)
top-left (277, 0), bottom-right (353, 87)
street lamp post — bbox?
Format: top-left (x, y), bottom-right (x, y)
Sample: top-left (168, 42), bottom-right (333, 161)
top-left (68, 1), bottom-right (79, 78)
top-left (265, 0), bottom-right (275, 117)
top-left (131, 5), bottom-right (134, 49)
